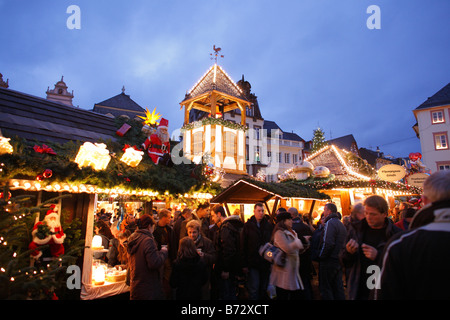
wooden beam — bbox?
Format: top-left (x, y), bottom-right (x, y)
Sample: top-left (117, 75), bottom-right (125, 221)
top-left (210, 92), bottom-right (217, 117)
top-left (308, 200), bottom-right (316, 223)
top-left (272, 197), bottom-right (280, 217)
top-left (237, 102), bottom-right (246, 126)
top-left (224, 202), bottom-right (231, 217)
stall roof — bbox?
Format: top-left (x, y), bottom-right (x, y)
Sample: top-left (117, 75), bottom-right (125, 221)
top-left (211, 179), bottom-right (276, 204)
top-left (0, 87), bottom-right (117, 144)
top-left (211, 178), bottom-right (330, 204)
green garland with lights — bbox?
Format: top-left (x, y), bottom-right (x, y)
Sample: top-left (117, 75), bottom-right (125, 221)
top-left (0, 118), bottom-right (221, 199)
top-left (181, 117), bottom-right (248, 132)
top-left (286, 175), bottom-right (422, 195)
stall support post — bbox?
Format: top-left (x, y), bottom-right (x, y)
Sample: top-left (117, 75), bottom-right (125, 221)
top-left (80, 193), bottom-right (98, 295)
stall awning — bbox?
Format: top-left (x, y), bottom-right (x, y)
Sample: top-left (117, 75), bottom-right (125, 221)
top-left (210, 178), bottom-right (330, 205)
top-left (211, 179), bottom-right (278, 204)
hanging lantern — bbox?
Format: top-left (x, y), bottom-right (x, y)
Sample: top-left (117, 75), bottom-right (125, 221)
top-left (0, 136), bottom-right (13, 155)
top-left (120, 146), bottom-right (144, 167)
top-left (74, 142), bottom-right (111, 171)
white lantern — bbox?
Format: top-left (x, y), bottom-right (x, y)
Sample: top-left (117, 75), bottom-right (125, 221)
top-left (120, 147), bottom-right (144, 167)
top-left (74, 142), bottom-right (111, 171)
top-left (0, 136), bottom-right (13, 155)
top-left (92, 264), bottom-right (106, 286)
top-left (91, 235), bottom-right (103, 250)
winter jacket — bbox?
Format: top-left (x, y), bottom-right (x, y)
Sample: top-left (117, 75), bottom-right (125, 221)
top-left (170, 256), bottom-right (208, 300)
top-left (153, 223), bottom-right (177, 261)
top-left (214, 215), bottom-right (244, 275)
top-left (194, 234), bottom-right (217, 266)
top-left (241, 215), bottom-right (274, 269)
top-left (378, 200), bottom-right (450, 300)
top-left (341, 217), bottom-right (401, 300)
top-left (269, 229), bottom-right (304, 291)
top-left (318, 213), bottom-right (347, 262)
top-left (292, 217), bottom-right (313, 276)
top-left (127, 229), bottom-right (168, 300)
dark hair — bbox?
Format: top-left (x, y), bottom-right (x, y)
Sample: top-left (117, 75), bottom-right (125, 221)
top-left (276, 207), bottom-right (287, 214)
top-left (254, 202), bottom-right (264, 210)
top-left (213, 205), bottom-right (226, 217)
top-left (139, 214), bottom-right (155, 229)
top-left (403, 207), bottom-right (416, 219)
top-left (364, 195), bottom-right (388, 214)
top-left (325, 203), bottom-right (338, 213)
top-left (197, 202), bottom-right (210, 210)
top-left (176, 237), bottom-right (199, 261)
top-left (181, 208), bottom-right (192, 216)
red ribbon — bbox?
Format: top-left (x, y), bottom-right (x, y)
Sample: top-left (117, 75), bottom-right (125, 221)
top-left (122, 144), bottom-right (142, 152)
top-left (33, 144), bottom-right (56, 155)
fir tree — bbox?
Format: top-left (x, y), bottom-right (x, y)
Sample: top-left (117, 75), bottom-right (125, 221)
top-left (311, 127), bottom-right (327, 153)
top-left (0, 185), bottom-right (83, 299)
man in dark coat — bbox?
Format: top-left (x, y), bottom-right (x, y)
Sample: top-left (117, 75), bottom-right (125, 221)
top-left (127, 214), bottom-right (168, 300)
top-left (211, 205), bottom-right (244, 300)
top-left (242, 202), bottom-right (274, 300)
top-left (377, 171), bottom-right (450, 300)
top-left (341, 195), bottom-right (401, 300)
top-left (318, 203), bottom-right (347, 300)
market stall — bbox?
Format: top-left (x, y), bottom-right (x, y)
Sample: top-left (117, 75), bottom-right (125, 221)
top-left (0, 118), bottom-right (219, 300)
top-left (210, 178), bottom-right (330, 222)
top-left (279, 144), bottom-right (423, 218)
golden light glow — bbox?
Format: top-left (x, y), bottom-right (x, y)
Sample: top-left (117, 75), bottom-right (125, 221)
top-left (74, 142), bottom-right (111, 171)
top-left (138, 107), bottom-right (162, 127)
top-left (0, 136), bottom-right (13, 155)
top-left (92, 264), bottom-right (106, 286)
top-left (120, 147), bottom-right (144, 167)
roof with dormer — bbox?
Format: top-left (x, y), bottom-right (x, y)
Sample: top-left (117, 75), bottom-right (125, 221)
top-left (183, 64), bottom-right (248, 102)
top-left (93, 91), bottom-right (146, 119)
top-left (414, 82), bottom-right (450, 110)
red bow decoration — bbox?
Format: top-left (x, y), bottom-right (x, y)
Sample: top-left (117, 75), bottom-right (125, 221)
top-left (122, 144), bottom-right (142, 152)
top-left (409, 152), bottom-right (422, 162)
top-left (33, 144), bottom-right (56, 155)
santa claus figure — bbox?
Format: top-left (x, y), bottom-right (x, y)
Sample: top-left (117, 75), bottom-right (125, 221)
top-left (29, 204), bottom-right (66, 259)
top-left (141, 118), bottom-right (171, 165)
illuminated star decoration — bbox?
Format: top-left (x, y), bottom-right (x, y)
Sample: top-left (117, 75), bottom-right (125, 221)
top-left (138, 107), bottom-right (162, 127)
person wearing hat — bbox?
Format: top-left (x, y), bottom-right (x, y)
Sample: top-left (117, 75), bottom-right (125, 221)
top-left (269, 208), bottom-right (305, 300)
top-left (141, 117), bottom-right (171, 165)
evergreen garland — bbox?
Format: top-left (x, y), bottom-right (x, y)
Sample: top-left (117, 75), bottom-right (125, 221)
top-left (0, 118), bottom-right (220, 198)
top-left (181, 117), bottom-right (248, 132)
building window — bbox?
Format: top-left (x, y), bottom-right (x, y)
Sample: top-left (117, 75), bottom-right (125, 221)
top-left (254, 126), bottom-right (261, 140)
top-left (285, 153), bottom-right (290, 164)
top-left (434, 132), bottom-right (449, 150)
top-left (277, 152), bottom-right (282, 163)
top-left (254, 146), bottom-right (261, 163)
top-left (431, 110), bottom-right (445, 124)
top-left (293, 154), bottom-right (298, 164)
top-left (437, 162), bottom-right (450, 171)
top-left (192, 131), bottom-right (203, 155)
top-left (225, 131), bottom-right (236, 156)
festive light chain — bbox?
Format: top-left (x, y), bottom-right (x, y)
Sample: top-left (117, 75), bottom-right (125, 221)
top-left (181, 117), bottom-right (248, 132)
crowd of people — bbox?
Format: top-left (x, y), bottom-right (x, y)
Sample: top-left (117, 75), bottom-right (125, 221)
top-left (92, 170), bottom-right (450, 300)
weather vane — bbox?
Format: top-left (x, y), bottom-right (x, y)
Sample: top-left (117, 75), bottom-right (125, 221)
top-left (210, 45), bottom-right (224, 63)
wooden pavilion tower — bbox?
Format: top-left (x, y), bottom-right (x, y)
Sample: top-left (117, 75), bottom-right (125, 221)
top-left (180, 61), bottom-right (251, 174)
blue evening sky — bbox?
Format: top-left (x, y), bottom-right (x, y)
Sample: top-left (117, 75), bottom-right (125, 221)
top-left (1, 0), bottom-right (449, 158)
